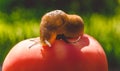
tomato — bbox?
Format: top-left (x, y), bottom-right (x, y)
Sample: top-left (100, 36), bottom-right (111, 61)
top-left (2, 34), bottom-right (108, 71)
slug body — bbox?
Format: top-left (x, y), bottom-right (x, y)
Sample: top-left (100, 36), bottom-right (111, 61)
top-left (40, 10), bottom-right (68, 47)
top-left (64, 14), bottom-right (84, 38)
top-left (40, 10), bottom-right (84, 47)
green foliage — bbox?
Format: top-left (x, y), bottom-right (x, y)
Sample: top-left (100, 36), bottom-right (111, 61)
top-left (0, 0), bottom-right (118, 14)
top-left (0, 9), bottom-right (120, 68)
top-left (0, 11), bottom-right (40, 63)
top-left (0, 0), bottom-right (120, 69)
top-left (84, 13), bottom-right (120, 67)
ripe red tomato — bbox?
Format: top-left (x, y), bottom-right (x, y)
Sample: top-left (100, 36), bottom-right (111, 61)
top-left (2, 34), bottom-right (108, 71)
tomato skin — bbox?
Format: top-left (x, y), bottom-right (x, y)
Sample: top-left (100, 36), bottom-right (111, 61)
top-left (2, 34), bottom-right (108, 71)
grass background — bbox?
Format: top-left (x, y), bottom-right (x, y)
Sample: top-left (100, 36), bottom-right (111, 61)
top-left (0, 0), bottom-right (120, 70)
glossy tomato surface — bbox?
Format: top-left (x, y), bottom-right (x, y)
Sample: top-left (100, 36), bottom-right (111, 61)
top-left (2, 34), bottom-right (108, 71)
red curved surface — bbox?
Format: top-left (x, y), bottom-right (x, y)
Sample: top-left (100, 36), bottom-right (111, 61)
top-left (2, 34), bottom-right (108, 71)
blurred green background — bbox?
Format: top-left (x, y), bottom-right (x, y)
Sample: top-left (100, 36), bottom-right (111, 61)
top-left (0, 0), bottom-right (120, 70)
